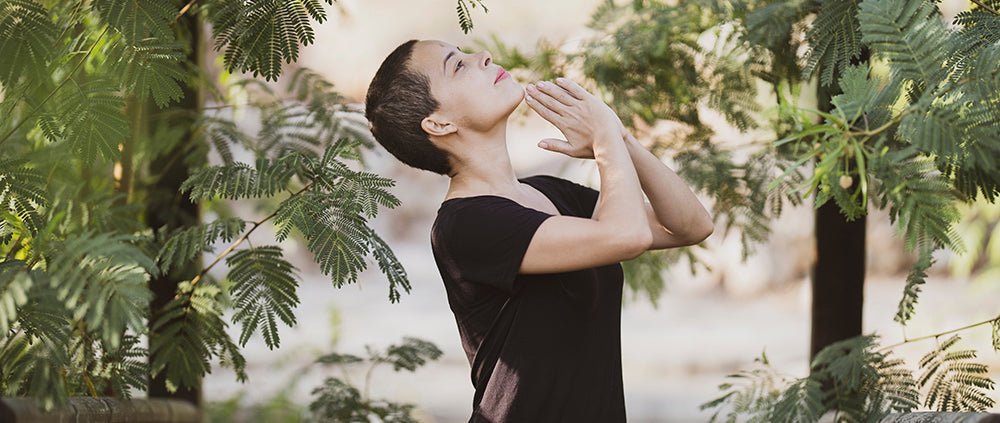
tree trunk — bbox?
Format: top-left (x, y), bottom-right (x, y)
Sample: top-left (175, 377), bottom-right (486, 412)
top-left (145, 12), bottom-right (204, 406)
top-left (809, 49), bottom-right (872, 363)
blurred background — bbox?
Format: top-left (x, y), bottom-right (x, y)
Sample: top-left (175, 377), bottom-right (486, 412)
top-left (198, 0), bottom-right (1000, 421)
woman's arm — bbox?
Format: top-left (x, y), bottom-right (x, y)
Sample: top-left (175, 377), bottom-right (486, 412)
top-left (514, 79), bottom-right (652, 274)
top-left (596, 132), bottom-right (714, 249)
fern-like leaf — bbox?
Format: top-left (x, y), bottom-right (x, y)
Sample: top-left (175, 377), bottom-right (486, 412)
top-left (456, 0), bottom-right (488, 33)
top-left (378, 337), bottom-right (444, 372)
top-left (368, 227), bottom-right (411, 304)
top-left (92, 0), bottom-right (176, 42)
top-left (209, 0), bottom-right (334, 81)
top-left (802, 0), bottom-right (863, 86)
top-left (46, 232), bottom-right (156, 348)
top-left (116, 37), bottom-right (187, 107)
top-left (858, 0), bottom-right (950, 85)
top-left (150, 281), bottom-right (247, 391)
top-left (700, 350), bottom-right (785, 422)
top-left (226, 246), bottom-right (300, 349)
top-left (56, 79), bottom-right (130, 164)
top-left (894, 247), bottom-right (933, 325)
top-left (157, 217), bottom-right (247, 274)
top-left (0, 0), bottom-right (56, 89)
top-left (770, 377), bottom-right (825, 423)
top-left (868, 144), bottom-right (962, 255)
top-left (181, 158), bottom-right (296, 200)
top-left (0, 259), bottom-right (31, 334)
top-left (917, 334), bottom-right (996, 412)
top-left (0, 158), bottom-right (46, 234)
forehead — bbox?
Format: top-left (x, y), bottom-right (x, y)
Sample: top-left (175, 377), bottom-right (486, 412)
top-left (409, 40), bottom-right (460, 77)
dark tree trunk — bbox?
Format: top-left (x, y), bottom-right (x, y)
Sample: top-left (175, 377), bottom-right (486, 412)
top-left (809, 48), bottom-right (872, 363)
top-left (145, 13), bottom-right (204, 406)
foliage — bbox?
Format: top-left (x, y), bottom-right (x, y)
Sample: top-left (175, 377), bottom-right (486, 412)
top-left (309, 337), bottom-right (442, 422)
top-left (700, 333), bottom-right (994, 422)
top-left (0, 0), bottom-right (480, 411)
top-left (456, 0), bottom-right (488, 33)
top-left (484, 0), bottom-right (1000, 416)
top-left (205, 337), bottom-right (443, 423)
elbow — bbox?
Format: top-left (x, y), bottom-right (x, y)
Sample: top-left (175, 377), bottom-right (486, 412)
top-left (686, 220), bottom-right (714, 245)
top-left (621, 228), bottom-right (653, 260)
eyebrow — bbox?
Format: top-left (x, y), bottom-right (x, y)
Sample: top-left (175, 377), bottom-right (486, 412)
top-left (443, 49), bottom-right (458, 76)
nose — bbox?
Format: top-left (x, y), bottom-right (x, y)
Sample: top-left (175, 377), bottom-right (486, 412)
top-left (480, 51), bottom-right (492, 69)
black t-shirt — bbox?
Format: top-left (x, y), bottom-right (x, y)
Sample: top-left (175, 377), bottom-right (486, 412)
top-left (430, 174), bottom-right (626, 423)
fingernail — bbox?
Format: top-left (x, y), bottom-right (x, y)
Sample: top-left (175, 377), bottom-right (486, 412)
top-left (539, 142), bottom-right (548, 148)
top-left (556, 77), bottom-right (566, 83)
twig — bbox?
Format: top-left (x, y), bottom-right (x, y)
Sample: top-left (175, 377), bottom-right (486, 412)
top-left (174, 0), bottom-right (198, 23)
top-left (0, 26), bottom-right (110, 148)
top-left (181, 182), bottom-right (314, 292)
top-left (970, 0), bottom-right (1000, 16)
top-left (878, 313), bottom-right (1000, 352)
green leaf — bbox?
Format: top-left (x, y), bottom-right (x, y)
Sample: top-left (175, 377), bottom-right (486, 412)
top-left (0, 0), bottom-right (57, 89)
top-left (93, 0), bottom-right (176, 42)
top-left (157, 217), bottom-right (247, 274)
top-left (150, 282), bottom-right (247, 391)
top-left (917, 334), bottom-right (996, 412)
top-left (226, 246), bottom-right (300, 349)
top-left (858, 0), bottom-right (951, 85)
top-left (56, 79), bottom-right (130, 164)
top-left (770, 377), bottom-right (824, 423)
top-left (116, 37), bottom-right (187, 107)
top-left (379, 337), bottom-right (443, 372)
top-left (209, 0), bottom-right (334, 81)
top-left (894, 247), bottom-right (933, 325)
top-left (0, 259), bottom-right (31, 334)
top-left (802, 0), bottom-right (863, 86)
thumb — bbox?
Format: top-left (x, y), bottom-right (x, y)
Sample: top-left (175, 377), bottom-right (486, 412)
top-left (537, 138), bottom-right (573, 154)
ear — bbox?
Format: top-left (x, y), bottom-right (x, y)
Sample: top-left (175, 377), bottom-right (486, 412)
top-left (421, 114), bottom-right (457, 137)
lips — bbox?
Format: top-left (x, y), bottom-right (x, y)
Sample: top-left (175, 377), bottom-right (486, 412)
top-left (494, 67), bottom-right (508, 84)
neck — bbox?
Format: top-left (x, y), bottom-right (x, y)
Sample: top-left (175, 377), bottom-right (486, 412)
top-left (446, 121), bottom-right (522, 197)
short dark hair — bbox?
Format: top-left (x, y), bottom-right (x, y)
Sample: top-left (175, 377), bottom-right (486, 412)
top-left (364, 39), bottom-right (453, 176)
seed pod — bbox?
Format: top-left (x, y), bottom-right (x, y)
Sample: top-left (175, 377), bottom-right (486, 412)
top-left (839, 174), bottom-right (853, 189)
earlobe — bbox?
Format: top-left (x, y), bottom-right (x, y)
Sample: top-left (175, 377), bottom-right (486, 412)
top-left (421, 115), bottom-right (457, 137)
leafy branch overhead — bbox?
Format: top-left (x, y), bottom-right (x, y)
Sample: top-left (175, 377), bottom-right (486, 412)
top-left (0, 0), bottom-right (491, 410)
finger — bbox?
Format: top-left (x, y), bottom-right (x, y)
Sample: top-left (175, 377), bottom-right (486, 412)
top-left (524, 93), bottom-right (563, 124)
top-left (537, 138), bottom-right (575, 155)
top-left (553, 77), bottom-right (588, 100)
top-left (526, 84), bottom-right (568, 115)
top-left (534, 80), bottom-right (576, 106)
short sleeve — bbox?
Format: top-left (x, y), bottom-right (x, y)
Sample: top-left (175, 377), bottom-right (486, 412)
top-left (433, 197), bottom-right (553, 294)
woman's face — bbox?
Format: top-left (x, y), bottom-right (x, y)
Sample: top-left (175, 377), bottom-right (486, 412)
top-left (408, 40), bottom-right (524, 136)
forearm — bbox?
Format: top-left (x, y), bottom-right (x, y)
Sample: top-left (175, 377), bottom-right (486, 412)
top-left (623, 133), bottom-right (713, 238)
top-left (591, 130), bottom-right (651, 243)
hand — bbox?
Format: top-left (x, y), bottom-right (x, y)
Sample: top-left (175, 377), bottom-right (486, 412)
top-left (524, 78), bottom-right (622, 159)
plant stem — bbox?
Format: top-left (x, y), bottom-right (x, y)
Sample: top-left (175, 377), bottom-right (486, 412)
top-left (849, 109), bottom-right (909, 138)
top-left (174, 0), bottom-right (198, 23)
top-left (970, 0), bottom-right (1000, 15)
top-left (0, 26), bottom-right (110, 148)
top-left (183, 182), bottom-right (314, 291)
top-left (879, 313), bottom-right (1000, 352)
top-left (363, 360), bottom-right (378, 401)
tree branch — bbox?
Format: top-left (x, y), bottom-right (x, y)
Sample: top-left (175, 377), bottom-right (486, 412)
top-left (970, 0), bottom-right (1000, 16)
top-left (181, 181), bottom-right (314, 292)
top-left (878, 313), bottom-right (1000, 352)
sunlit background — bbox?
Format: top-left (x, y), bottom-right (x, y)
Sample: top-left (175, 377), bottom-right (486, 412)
top-left (201, 0), bottom-right (1000, 421)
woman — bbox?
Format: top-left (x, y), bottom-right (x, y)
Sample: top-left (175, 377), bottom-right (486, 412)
top-left (364, 39), bottom-right (714, 422)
